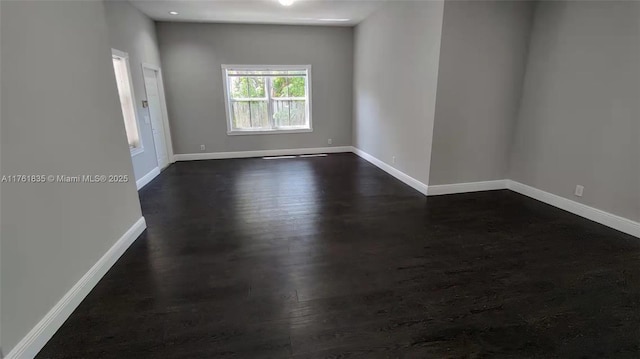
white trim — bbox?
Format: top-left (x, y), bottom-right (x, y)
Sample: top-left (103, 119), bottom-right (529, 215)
top-left (221, 64), bottom-right (312, 71)
top-left (171, 145), bottom-right (640, 238)
top-left (136, 167), bottom-right (161, 190)
top-left (349, 149), bottom-right (639, 238)
top-left (350, 146), bottom-right (428, 195)
top-left (427, 180), bottom-right (508, 196)
top-left (130, 147), bottom-right (144, 157)
top-left (5, 217), bottom-right (147, 359)
top-left (111, 48), bottom-right (129, 60)
top-left (507, 180), bottom-right (640, 238)
top-left (141, 63), bottom-right (175, 164)
top-left (226, 128), bottom-right (313, 136)
top-left (173, 146), bottom-right (351, 161)
top-left (221, 64), bottom-right (312, 135)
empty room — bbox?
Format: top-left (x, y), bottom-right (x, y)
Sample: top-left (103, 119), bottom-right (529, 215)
top-left (1, 0), bottom-right (639, 358)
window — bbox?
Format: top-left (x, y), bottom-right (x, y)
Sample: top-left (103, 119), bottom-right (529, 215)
top-left (112, 49), bottom-right (142, 156)
top-left (222, 65), bottom-right (312, 135)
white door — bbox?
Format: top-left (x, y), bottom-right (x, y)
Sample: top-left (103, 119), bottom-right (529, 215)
top-left (143, 67), bottom-right (169, 169)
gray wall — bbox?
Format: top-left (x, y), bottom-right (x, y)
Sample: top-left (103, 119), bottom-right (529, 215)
top-left (104, 0), bottom-right (163, 181)
top-left (509, 0), bottom-right (640, 221)
top-left (429, 0), bottom-right (534, 185)
top-left (353, 1), bottom-right (444, 184)
top-left (156, 23), bottom-right (353, 154)
top-left (0, 0), bottom-right (143, 353)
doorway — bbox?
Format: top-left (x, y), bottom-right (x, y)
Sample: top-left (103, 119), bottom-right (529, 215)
top-left (142, 63), bottom-right (173, 170)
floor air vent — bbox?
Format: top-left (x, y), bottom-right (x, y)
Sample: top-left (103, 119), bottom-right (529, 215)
top-left (300, 154), bottom-right (328, 158)
top-left (262, 154), bottom-right (328, 160)
top-left (262, 156), bottom-right (297, 160)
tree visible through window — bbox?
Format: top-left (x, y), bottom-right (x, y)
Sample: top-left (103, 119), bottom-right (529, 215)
top-left (223, 66), bottom-right (312, 134)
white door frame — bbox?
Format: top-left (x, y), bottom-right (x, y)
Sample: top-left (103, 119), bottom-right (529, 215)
top-left (141, 62), bottom-right (175, 164)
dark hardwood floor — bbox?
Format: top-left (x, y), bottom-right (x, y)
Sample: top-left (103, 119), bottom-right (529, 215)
top-left (37, 153), bottom-right (640, 358)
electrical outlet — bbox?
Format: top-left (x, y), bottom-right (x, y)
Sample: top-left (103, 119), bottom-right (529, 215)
top-left (200, 145), bottom-right (206, 151)
top-left (574, 185), bottom-right (584, 197)
top-left (328, 138), bottom-right (332, 145)
top-left (392, 156), bottom-right (396, 164)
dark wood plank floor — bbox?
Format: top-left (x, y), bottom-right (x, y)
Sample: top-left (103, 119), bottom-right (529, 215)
top-left (38, 153), bottom-right (640, 358)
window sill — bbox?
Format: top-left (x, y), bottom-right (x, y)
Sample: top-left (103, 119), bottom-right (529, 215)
top-left (130, 147), bottom-right (144, 157)
top-left (227, 128), bottom-right (313, 136)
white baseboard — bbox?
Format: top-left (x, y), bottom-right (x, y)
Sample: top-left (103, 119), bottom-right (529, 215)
top-left (350, 146), bottom-right (428, 195)
top-left (507, 180), bottom-right (640, 238)
top-left (173, 145), bottom-right (638, 239)
top-left (344, 150), bottom-right (639, 238)
top-left (136, 167), bottom-right (160, 190)
top-left (173, 146), bottom-right (352, 162)
top-left (427, 180), bottom-right (508, 196)
top-left (6, 217), bottom-right (147, 359)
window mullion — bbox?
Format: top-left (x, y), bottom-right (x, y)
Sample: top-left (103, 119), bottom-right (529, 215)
top-left (287, 77), bottom-right (291, 126)
top-left (246, 78), bottom-right (253, 127)
top-left (266, 76), bottom-right (275, 130)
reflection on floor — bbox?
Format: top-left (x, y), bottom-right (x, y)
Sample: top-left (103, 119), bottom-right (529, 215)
top-left (38, 153), bottom-right (640, 358)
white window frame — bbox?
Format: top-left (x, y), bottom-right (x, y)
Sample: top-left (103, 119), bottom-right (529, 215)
top-left (112, 48), bottom-right (144, 157)
top-left (221, 64), bottom-right (313, 135)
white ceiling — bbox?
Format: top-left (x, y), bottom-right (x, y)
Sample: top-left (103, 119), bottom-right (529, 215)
top-left (130, 0), bottom-right (386, 26)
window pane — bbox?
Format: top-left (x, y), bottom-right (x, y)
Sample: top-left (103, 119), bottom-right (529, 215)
top-left (230, 77), bottom-right (249, 98)
top-left (288, 77), bottom-right (305, 97)
top-left (272, 99), bottom-right (307, 128)
top-left (230, 76), bottom-right (265, 99)
top-left (232, 101), bottom-right (251, 128)
top-left (271, 77), bottom-right (289, 98)
top-left (272, 99), bottom-right (289, 126)
top-left (232, 101), bottom-right (268, 129)
top-left (248, 77), bottom-right (265, 98)
top-left (112, 56), bottom-right (140, 149)
top-left (250, 101), bottom-right (269, 127)
top-left (271, 76), bottom-right (305, 98)
top-left (289, 100), bottom-right (306, 126)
